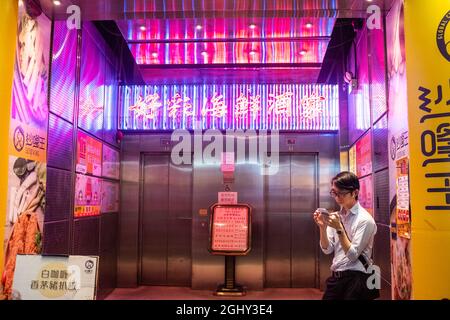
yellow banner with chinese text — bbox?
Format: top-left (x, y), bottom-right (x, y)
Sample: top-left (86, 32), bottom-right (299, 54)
top-left (404, 0), bottom-right (450, 299)
top-left (8, 119), bottom-right (48, 163)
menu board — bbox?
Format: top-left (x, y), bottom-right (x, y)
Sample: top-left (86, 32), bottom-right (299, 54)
top-left (101, 181), bottom-right (119, 213)
top-left (74, 174), bottom-right (101, 218)
top-left (356, 133), bottom-right (372, 177)
top-left (76, 131), bottom-right (102, 176)
top-left (102, 144), bottom-right (120, 180)
top-left (210, 204), bottom-right (251, 255)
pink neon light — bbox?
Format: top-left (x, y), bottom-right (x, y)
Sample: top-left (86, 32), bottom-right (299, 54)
top-left (301, 92), bottom-right (326, 120)
top-left (120, 84), bottom-right (339, 131)
top-left (268, 92), bottom-right (294, 116)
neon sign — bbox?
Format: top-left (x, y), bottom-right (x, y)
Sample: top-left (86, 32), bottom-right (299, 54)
top-left (168, 93), bottom-right (193, 119)
top-left (301, 92), bottom-right (326, 120)
top-left (129, 93), bottom-right (162, 120)
top-left (120, 84), bottom-right (339, 131)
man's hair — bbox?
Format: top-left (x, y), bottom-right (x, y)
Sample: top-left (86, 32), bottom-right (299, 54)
top-left (331, 171), bottom-right (360, 200)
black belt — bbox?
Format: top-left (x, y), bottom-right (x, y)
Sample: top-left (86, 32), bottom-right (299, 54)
top-left (332, 270), bottom-right (364, 279)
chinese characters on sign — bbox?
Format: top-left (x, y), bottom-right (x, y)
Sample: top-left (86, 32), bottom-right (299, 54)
top-left (210, 205), bottom-right (251, 254)
top-left (122, 84), bottom-right (338, 131)
top-left (218, 192), bottom-right (238, 205)
top-left (13, 255), bottom-right (98, 300)
top-left (9, 119), bottom-right (47, 163)
top-left (418, 82), bottom-right (450, 210)
top-left (76, 131), bottom-right (102, 176)
top-left (129, 93), bottom-right (163, 120)
top-left (396, 157), bottom-right (411, 239)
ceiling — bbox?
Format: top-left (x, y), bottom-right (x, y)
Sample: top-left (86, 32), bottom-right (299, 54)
top-left (38, 0), bottom-right (395, 84)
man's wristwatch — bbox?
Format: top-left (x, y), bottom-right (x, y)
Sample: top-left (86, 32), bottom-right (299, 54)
top-left (336, 229), bottom-right (343, 235)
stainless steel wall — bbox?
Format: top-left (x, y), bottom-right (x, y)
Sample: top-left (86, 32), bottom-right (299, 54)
top-left (118, 132), bottom-right (339, 290)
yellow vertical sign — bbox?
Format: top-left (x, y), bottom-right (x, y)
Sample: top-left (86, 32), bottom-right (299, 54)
top-left (404, 0), bottom-right (450, 299)
top-left (0, 0), bottom-right (18, 274)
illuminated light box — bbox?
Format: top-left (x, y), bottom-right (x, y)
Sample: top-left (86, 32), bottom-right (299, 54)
top-left (120, 84), bottom-right (339, 131)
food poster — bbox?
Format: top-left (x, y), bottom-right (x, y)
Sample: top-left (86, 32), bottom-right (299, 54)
top-left (74, 174), bottom-right (101, 218)
top-left (396, 157), bottom-right (411, 239)
top-left (101, 181), bottom-right (119, 213)
top-left (349, 144), bottom-right (357, 175)
top-left (102, 144), bottom-right (120, 180)
top-left (76, 131), bottom-right (102, 177)
top-left (356, 132), bottom-right (372, 178)
top-left (359, 174), bottom-right (374, 216)
top-left (386, 0), bottom-right (412, 300)
top-left (2, 5), bottom-right (50, 300)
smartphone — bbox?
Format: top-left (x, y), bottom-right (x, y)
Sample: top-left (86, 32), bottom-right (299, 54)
top-left (317, 208), bottom-right (330, 216)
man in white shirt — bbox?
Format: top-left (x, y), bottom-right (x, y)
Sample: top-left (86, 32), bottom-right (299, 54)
top-left (313, 171), bottom-right (379, 300)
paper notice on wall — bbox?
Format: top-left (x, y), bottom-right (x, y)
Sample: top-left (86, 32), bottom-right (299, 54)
top-left (218, 192), bottom-right (238, 205)
top-left (221, 152), bottom-right (235, 172)
top-left (396, 157), bottom-right (410, 239)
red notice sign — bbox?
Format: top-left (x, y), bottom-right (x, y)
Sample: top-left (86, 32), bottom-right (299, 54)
top-left (209, 204), bottom-right (251, 255)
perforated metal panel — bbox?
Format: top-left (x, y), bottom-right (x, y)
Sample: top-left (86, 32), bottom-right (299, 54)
top-left (48, 114), bottom-right (74, 171)
top-left (72, 217), bottom-right (100, 255)
top-left (373, 224), bottom-right (392, 300)
top-left (103, 60), bottom-right (119, 147)
top-left (98, 213), bottom-right (118, 299)
top-left (348, 28), bottom-right (371, 145)
top-left (79, 22), bottom-right (105, 139)
top-left (374, 169), bottom-right (390, 225)
top-left (369, 27), bottom-right (387, 124)
top-left (42, 221), bottom-right (70, 255)
top-left (100, 213), bottom-right (118, 253)
top-left (373, 115), bottom-right (388, 172)
top-left (49, 21), bottom-right (77, 122)
top-left (45, 168), bottom-right (73, 222)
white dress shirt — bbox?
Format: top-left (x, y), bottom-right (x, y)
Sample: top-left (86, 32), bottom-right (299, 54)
top-left (320, 202), bottom-right (377, 273)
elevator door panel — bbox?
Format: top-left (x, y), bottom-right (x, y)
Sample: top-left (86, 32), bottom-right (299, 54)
top-left (265, 156), bottom-right (291, 287)
top-left (141, 155), bottom-right (168, 285)
top-left (141, 154), bottom-right (192, 286)
top-left (291, 155), bottom-right (317, 288)
top-left (265, 154), bottom-right (317, 288)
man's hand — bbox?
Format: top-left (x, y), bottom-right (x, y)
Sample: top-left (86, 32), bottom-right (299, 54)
top-left (326, 213), bottom-right (343, 231)
top-left (313, 210), bottom-right (327, 229)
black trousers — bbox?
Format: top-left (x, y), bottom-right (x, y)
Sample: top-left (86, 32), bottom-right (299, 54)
top-left (322, 271), bottom-right (374, 300)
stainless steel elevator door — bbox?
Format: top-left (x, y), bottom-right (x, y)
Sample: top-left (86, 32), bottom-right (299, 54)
top-left (265, 154), bottom-right (318, 288)
top-left (141, 154), bottom-right (192, 286)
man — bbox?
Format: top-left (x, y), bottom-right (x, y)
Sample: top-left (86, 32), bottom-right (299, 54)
top-left (313, 171), bottom-right (378, 300)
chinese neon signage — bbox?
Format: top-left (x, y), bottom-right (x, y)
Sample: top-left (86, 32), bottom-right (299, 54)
top-left (120, 84), bottom-right (338, 131)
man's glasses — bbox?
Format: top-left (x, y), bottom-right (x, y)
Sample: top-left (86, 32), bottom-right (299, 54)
top-left (329, 190), bottom-right (351, 198)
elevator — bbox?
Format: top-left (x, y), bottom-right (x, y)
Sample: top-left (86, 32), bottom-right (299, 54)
top-left (265, 154), bottom-right (318, 288)
top-left (140, 153), bottom-right (193, 286)
top-left (119, 133), bottom-right (338, 289)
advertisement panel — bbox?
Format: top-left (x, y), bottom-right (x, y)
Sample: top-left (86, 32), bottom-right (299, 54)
top-left (387, 0), bottom-right (412, 300)
top-left (74, 174), bottom-right (101, 218)
top-left (102, 144), bottom-right (120, 180)
top-left (404, 0), bottom-right (450, 298)
top-left (101, 181), bottom-right (119, 213)
top-left (12, 255), bottom-right (98, 300)
top-left (76, 131), bottom-right (102, 176)
top-left (356, 132), bottom-right (372, 177)
top-left (2, 6), bottom-right (50, 300)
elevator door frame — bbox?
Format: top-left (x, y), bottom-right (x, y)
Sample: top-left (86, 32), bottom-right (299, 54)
top-left (138, 152), bottom-right (193, 286)
top-left (264, 152), bottom-right (320, 288)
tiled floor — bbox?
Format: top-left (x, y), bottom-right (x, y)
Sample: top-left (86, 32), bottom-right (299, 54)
top-left (105, 286), bottom-right (324, 300)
